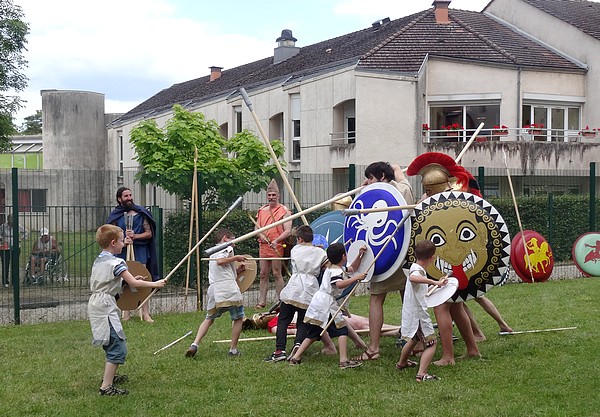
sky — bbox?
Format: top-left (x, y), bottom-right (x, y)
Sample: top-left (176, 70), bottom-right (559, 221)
top-left (12, 0), bottom-right (491, 126)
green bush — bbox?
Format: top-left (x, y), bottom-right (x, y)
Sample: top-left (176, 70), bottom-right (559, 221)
top-left (488, 194), bottom-right (591, 262)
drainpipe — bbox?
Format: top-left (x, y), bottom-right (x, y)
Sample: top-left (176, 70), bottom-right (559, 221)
top-left (517, 67), bottom-right (522, 132)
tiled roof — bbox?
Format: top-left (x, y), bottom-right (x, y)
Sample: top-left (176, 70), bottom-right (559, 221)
top-left (111, 7), bottom-right (584, 126)
top-left (357, 8), bottom-right (583, 72)
top-left (521, 0), bottom-right (600, 41)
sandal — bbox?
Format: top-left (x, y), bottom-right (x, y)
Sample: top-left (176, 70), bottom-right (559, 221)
top-left (254, 303), bottom-right (266, 309)
top-left (416, 374), bottom-right (440, 382)
top-left (395, 359), bottom-right (418, 370)
top-left (352, 350), bottom-right (380, 361)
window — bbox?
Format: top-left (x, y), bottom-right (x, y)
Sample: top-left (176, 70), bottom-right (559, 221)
top-left (291, 94), bottom-right (301, 161)
top-left (18, 189), bottom-right (47, 213)
top-left (118, 131), bottom-right (124, 177)
top-left (234, 106), bottom-right (242, 134)
top-left (430, 104), bottom-right (500, 141)
top-left (522, 105), bottom-right (580, 142)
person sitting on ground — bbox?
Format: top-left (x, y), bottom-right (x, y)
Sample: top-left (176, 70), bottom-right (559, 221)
top-left (31, 227), bottom-right (59, 278)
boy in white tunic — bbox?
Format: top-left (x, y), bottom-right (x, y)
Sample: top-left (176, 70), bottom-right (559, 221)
top-left (288, 243), bottom-right (366, 369)
top-left (88, 225), bottom-right (166, 396)
top-left (186, 229), bottom-right (248, 358)
top-left (397, 239), bottom-right (447, 382)
top-left (265, 225), bottom-right (327, 362)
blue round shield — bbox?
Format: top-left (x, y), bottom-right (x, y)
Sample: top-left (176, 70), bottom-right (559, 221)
top-left (343, 182), bottom-right (411, 282)
top-left (310, 211), bottom-right (345, 247)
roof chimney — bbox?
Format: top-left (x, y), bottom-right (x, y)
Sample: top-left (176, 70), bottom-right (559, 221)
top-left (433, 0), bottom-right (451, 24)
top-left (274, 29), bottom-right (300, 64)
top-left (209, 66), bottom-right (223, 82)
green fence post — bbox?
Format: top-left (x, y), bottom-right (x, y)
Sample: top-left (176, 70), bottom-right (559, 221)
top-left (349, 164), bottom-right (356, 191)
top-left (591, 162), bottom-right (596, 231)
top-left (548, 192), bottom-right (553, 243)
top-left (478, 166), bottom-right (485, 196)
top-left (150, 206), bottom-right (163, 278)
top-left (11, 168), bottom-right (20, 325)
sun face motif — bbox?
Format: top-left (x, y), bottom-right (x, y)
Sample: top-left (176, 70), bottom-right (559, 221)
top-left (408, 192), bottom-right (510, 302)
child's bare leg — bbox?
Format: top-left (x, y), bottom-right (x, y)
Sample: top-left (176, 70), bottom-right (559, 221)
top-left (290, 337), bottom-right (315, 361)
top-left (321, 332), bottom-right (337, 355)
top-left (192, 318), bottom-right (214, 346)
top-left (230, 318), bottom-right (243, 351)
top-left (450, 303), bottom-right (480, 357)
top-left (417, 340), bottom-right (437, 376)
top-left (101, 362), bottom-right (119, 389)
top-left (141, 303), bottom-right (154, 323)
top-left (337, 335), bottom-right (349, 363)
top-left (464, 303), bottom-right (486, 342)
top-left (347, 324), bottom-right (367, 350)
top-left (433, 303), bottom-right (455, 366)
top-left (397, 339), bottom-right (417, 367)
top-left (475, 296), bottom-right (512, 333)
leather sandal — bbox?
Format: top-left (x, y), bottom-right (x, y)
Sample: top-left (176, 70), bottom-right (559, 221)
top-left (352, 350), bottom-right (380, 361)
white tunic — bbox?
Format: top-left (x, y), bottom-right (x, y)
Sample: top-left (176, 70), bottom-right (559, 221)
top-left (401, 263), bottom-right (435, 338)
top-left (206, 246), bottom-right (243, 315)
top-left (305, 266), bottom-right (346, 329)
top-left (88, 252), bottom-right (127, 346)
top-left (280, 244), bottom-right (327, 309)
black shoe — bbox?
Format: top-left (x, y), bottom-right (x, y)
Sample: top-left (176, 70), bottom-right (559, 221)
top-left (99, 385), bottom-right (129, 396)
top-left (264, 350), bottom-right (286, 362)
top-left (185, 344), bottom-right (198, 358)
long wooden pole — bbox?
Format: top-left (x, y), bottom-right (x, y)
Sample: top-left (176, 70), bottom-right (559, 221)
top-left (136, 196), bottom-right (243, 310)
top-left (204, 186), bottom-right (364, 256)
top-left (455, 122), bottom-right (485, 164)
top-left (498, 326), bottom-right (576, 336)
top-left (185, 147), bottom-right (198, 296)
top-left (239, 87), bottom-right (308, 225)
top-left (343, 204), bottom-right (416, 215)
top-left (213, 326), bottom-right (401, 343)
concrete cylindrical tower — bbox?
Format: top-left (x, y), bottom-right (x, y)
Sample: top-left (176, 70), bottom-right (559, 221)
top-left (41, 90), bottom-right (107, 170)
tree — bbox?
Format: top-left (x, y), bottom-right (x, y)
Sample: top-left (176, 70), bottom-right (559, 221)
top-left (19, 110), bottom-right (41, 135)
top-left (0, 0), bottom-right (29, 150)
top-left (130, 105), bottom-right (285, 209)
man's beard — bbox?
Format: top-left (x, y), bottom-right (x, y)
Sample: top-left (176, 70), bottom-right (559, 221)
top-left (123, 200), bottom-right (135, 210)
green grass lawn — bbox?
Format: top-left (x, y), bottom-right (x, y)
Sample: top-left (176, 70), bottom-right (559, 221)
top-left (1, 277), bottom-right (599, 417)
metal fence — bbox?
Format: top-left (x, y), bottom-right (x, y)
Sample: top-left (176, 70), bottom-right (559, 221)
top-left (0, 165), bottom-right (597, 325)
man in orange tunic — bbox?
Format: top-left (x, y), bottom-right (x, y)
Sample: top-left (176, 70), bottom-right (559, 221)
top-left (255, 179), bottom-right (292, 308)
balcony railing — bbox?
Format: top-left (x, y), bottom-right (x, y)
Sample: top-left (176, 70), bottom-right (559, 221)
top-left (422, 128), bottom-right (595, 143)
top-left (330, 131), bottom-right (356, 146)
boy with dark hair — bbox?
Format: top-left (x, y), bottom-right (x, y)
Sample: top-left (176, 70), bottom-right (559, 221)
top-left (186, 229), bottom-right (248, 358)
top-left (265, 225), bottom-right (327, 362)
top-left (288, 242), bottom-right (367, 369)
top-left (88, 224), bottom-right (166, 396)
top-left (397, 239), bottom-right (447, 382)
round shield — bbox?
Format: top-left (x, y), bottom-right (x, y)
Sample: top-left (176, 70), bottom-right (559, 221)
top-left (407, 191), bottom-right (511, 302)
top-left (425, 277), bottom-right (459, 308)
top-left (310, 211), bottom-right (345, 246)
top-left (347, 239), bottom-right (375, 283)
top-left (572, 232), bottom-right (600, 277)
top-left (117, 260), bottom-right (152, 310)
top-left (343, 182), bottom-right (411, 283)
top-left (235, 255), bottom-right (257, 293)
top-left (312, 233), bottom-right (329, 249)
top-left (510, 230), bottom-right (554, 283)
